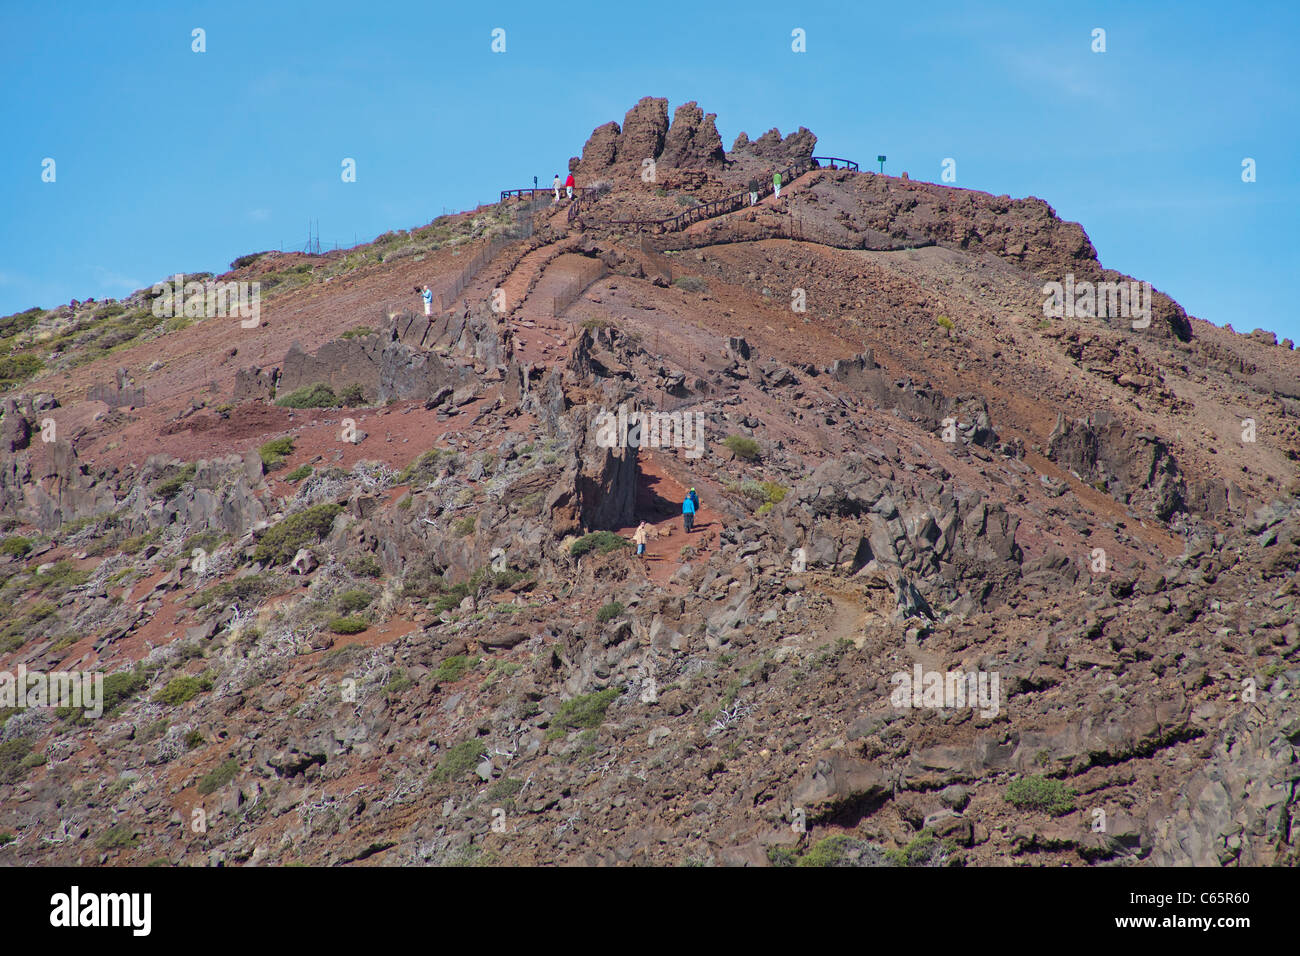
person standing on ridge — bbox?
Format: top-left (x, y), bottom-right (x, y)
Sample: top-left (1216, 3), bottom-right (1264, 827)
top-left (748, 178), bottom-right (759, 206)
top-left (682, 492), bottom-right (696, 534)
top-left (632, 521), bottom-right (648, 556)
top-left (552, 173), bottom-right (562, 204)
top-left (420, 284), bottom-right (433, 317)
top-left (773, 171), bottom-right (782, 200)
top-left (565, 171), bottom-right (575, 201)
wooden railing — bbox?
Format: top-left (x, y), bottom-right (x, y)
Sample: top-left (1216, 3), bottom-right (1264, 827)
top-left (812, 156), bottom-right (858, 171)
top-left (500, 185), bottom-right (605, 202)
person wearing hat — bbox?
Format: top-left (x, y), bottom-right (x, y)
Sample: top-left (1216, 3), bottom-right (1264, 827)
top-left (688, 487), bottom-right (699, 512)
top-left (632, 521), bottom-right (648, 556)
top-left (682, 491), bottom-right (696, 533)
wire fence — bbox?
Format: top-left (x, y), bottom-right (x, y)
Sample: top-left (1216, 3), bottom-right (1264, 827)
top-left (549, 258), bottom-right (609, 317)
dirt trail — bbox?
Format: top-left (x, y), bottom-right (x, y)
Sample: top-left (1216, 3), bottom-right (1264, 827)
top-left (615, 449), bottom-right (719, 585)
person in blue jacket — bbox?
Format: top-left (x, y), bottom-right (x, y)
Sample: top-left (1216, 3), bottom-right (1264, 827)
top-left (682, 492), bottom-right (696, 533)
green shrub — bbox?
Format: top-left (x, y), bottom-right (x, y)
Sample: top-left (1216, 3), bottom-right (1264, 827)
top-left (190, 573), bottom-right (282, 609)
top-left (0, 353), bottom-right (44, 389)
top-left (32, 560), bottom-right (90, 595)
top-left (284, 464), bottom-right (313, 482)
top-left (551, 688), bottom-right (620, 733)
top-left (936, 315), bottom-right (955, 331)
top-left (335, 589), bottom-right (373, 613)
top-left (0, 536), bottom-right (33, 558)
top-left (338, 383), bottom-right (365, 406)
top-left (596, 601), bottom-right (625, 624)
top-left (767, 845), bottom-right (799, 866)
top-left (673, 276), bottom-right (708, 293)
top-left (96, 823), bottom-right (139, 851)
top-left (339, 327), bottom-right (374, 340)
top-left (153, 463), bottom-right (196, 499)
top-left (487, 776), bottom-right (524, 801)
top-left (1004, 775), bottom-right (1077, 816)
top-left (184, 730), bottom-right (205, 750)
top-left (197, 758), bottom-right (240, 795)
top-left (434, 655), bottom-right (478, 683)
top-left (258, 436), bottom-right (295, 469)
top-left (723, 434), bottom-right (761, 461)
top-left (327, 615), bottom-right (368, 635)
top-left (797, 835), bottom-right (858, 867)
top-left (383, 669), bottom-right (414, 696)
top-left (96, 669), bottom-right (145, 718)
top-left (153, 674), bottom-right (213, 705)
top-left (429, 739), bottom-right (486, 784)
top-left (275, 383), bottom-right (339, 408)
top-left (0, 739), bottom-right (34, 785)
top-left (119, 527), bottom-right (162, 554)
top-left (0, 306), bottom-right (44, 338)
top-left (570, 531), bottom-right (629, 558)
top-left (0, 831), bottom-right (14, 846)
top-left (431, 587), bottom-right (468, 614)
top-left (739, 479), bottom-right (787, 514)
top-left (252, 503), bottom-right (343, 565)
top-left (884, 829), bottom-right (955, 867)
top-left (397, 447), bottom-right (458, 484)
top-left (345, 554), bottom-right (382, 578)
top-left (453, 515), bottom-right (476, 537)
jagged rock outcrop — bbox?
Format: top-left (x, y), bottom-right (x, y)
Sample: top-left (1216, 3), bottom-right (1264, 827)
top-left (731, 126), bottom-right (818, 164)
top-left (1048, 411), bottom-right (1187, 520)
top-left (0, 437), bottom-right (117, 530)
top-left (232, 366), bottom-right (278, 403)
top-left (580, 121), bottom-right (621, 171)
top-left (660, 101), bottom-right (725, 169)
top-left (616, 97), bottom-right (669, 166)
top-left (2, 398), bottom-right (32, 452)
top-left (88, 367), bottom-right (146, 409)
top-left (576, 96), bottom-right (729, 175)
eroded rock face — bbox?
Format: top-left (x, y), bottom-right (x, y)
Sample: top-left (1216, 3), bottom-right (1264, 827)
top-left (2, 398), bottom-right (32, 452)
top-left (615, 97), bottom-right (669, 167)
top-left (660, 101), bottom-right (725, 169)
top-left (1048, 411), bottom-right (1187, 520)
top-left (581, 121), bottom-right (621, 171)
top-left (730, 126), bottom-right (818, 164)
top-left (575, 96), bottom-right (728, 175)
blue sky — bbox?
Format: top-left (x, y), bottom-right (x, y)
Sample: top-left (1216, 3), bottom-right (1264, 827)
top-left (2, 0), bottom-right (1297, 342)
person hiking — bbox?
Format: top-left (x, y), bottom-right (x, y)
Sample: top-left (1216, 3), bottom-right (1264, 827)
top-left (748, 178), bottom-right (759, 206)
top-left (632, 521), bottom-right (648, 556)
top-left (552, 173), bottom-right (562, 204)
top-left (773, 171), bottom-right (782, 200)
top-left (420, 284), bottom-right (433, 317)
top-left (688, 487), bottom-right (700, 512)
top-left (682, 492), bottom-right (696, 533)
top-left (565, 171), bottom-right (575, 200)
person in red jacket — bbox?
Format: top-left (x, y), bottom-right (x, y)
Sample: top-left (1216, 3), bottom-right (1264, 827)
top-left (565, 172), bottom-right (575, 200)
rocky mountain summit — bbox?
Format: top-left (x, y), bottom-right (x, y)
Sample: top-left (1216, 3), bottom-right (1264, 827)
top-left (0, 98), bottom-right (1297, 868)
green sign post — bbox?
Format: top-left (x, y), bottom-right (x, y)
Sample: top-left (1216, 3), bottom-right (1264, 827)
top-left (877, 155), bottom-right (886, 173)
